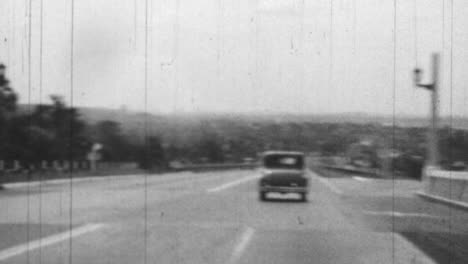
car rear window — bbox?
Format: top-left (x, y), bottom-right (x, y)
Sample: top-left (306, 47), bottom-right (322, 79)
top-left (263, 154), bottom-right (304, 169)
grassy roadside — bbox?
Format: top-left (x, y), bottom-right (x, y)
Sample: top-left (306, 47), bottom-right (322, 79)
top-left (0, 163), bottom-right (256, 188)
top-left (0, 168), bottom-right (145, 187)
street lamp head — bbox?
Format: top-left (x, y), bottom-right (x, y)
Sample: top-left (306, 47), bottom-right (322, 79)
top-left (413, 68), bottom-right (422, 85)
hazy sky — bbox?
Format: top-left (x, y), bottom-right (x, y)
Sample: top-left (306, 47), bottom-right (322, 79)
top-left (0, 0), bottom-right (467, 116)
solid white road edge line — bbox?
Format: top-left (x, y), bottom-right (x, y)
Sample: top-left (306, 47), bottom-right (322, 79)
top-left (363, 210), bottom-right (441, 218)
top-left (0, 223), bottom-right (105, 262)
top-left (416, 191), bottom-right (468, 210)
top-left (207, 175), bottom-right (260, 193)
top-left (226, 226), bottom-right (255, 264)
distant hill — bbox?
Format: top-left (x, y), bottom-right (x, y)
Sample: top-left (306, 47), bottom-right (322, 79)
top-left (78, 108), bottom-right (468, 130)
top-left (17, 104), bottom-right (468, 131)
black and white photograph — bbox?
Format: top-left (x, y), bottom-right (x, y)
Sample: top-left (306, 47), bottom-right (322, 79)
top-left (0, 0), bottom-right (467, 263)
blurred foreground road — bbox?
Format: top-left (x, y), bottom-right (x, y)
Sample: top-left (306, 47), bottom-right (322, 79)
top-left (0, 169), bottom-right (466, 263)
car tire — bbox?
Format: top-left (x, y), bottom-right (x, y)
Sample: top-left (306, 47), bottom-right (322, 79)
top-left (300, 193), bottom-right (307, 202)
top-left (259, 191), bottom-right (267, 201)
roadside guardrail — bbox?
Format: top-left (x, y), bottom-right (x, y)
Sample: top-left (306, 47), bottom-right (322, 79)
top-left (417, 166), bottom-right (468, 210)
top-left (318, 164), bottom-right (381, 177)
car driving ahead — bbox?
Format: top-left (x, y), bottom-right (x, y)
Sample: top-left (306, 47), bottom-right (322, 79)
top-left (258, 151), bottom-right (309, 202)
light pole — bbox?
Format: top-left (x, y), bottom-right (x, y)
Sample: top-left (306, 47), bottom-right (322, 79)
top-left (413, 53), bottom-right (440, 168)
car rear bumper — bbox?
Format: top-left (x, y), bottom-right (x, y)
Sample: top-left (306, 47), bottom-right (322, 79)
top-left (259, 186), bottom-right (308, 193)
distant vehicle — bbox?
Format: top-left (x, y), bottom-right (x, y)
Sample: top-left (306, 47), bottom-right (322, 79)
top-left (450, 161), bottom-right (466, 171)
top-left (258, 151), bottom-right (309, 202)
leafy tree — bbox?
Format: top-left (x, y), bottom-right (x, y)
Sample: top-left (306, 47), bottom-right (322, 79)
top-left (0, 64), bottom-right (17, 117)
top-left (91, 120), bottom-right (135, 161)
top-left (48, 96), bottom-right (88, 160)
top-left (13, 96), bottom-right (90, 162)
top-left (138, 136), bottom-right (166, 170)
top-left (0, 64), bottom-right (18, 160)
top-left (198, 135), bottom-right (224, 163)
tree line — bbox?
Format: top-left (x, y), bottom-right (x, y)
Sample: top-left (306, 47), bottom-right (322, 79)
top-left (0, 64), bottom-right (164, 170)
top-left (2, 62), bottom-right (468, 173)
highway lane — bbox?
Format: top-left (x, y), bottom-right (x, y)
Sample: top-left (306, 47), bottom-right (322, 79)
top-left (0, 169), bottom-right (442, 263)
top-left (316, 168), bottom-right (468, 264)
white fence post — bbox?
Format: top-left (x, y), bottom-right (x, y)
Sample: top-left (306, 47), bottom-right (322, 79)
top-left (63, 161), bottom-right (70, 170)
top-left (41, 160), bottom-right (48, 170)
top-left (53, 160), bottom-right (60, 170)
top-left (13, 160), bottom-right (20, 171)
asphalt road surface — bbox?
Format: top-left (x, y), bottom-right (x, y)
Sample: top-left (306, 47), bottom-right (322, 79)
top-left (0, 169), bottom-right (466, 264)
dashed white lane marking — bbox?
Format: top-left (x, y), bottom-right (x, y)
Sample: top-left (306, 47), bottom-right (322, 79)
top-left (0, 223), bottom-right (105, 262)
top-left (207, 174), bottom-right (260, 193)
top-left (363, 210), bottom-right (441, 219)
top-left (227, 226), bottom-right (255, 264)
top-left (352, 176), bottom-right (370, 182)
